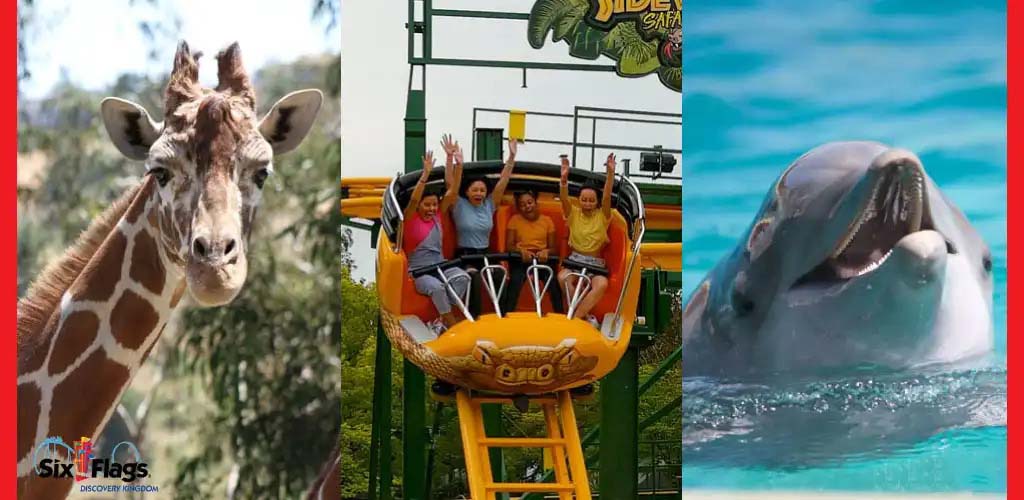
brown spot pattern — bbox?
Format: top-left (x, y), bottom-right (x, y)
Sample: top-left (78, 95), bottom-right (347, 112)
top-left (19, 314), bottom-right (56, 375)
top-left (138, 325), bottom-right (165, 364)
top-left (147, 205), bottom-right (159, 228)
top-left (123, 180), bottom-right (154, 224)
top-left (70, 230), bottom-right (127, 302)
top-left (19, 473), bottom-right (74, 500)
top-left (170, 280), bottom-right (187, 308)
top-left (130, 231), bottom-right (165, 294)
top-left (17, 383), bottom-right (40, 461)
top-left (47, 311), bottom-right (100, 376)
top-left (48, 349), bottom-right (130, 463)
top-left (110, 290), bottom-right (159, 350)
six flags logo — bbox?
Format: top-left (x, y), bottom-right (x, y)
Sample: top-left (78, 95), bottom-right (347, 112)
top-left (33, 436), bottom-right (150, 483)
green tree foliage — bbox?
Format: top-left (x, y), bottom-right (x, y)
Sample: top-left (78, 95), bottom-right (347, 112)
top-left (18, 79), bottom-right (147, 292)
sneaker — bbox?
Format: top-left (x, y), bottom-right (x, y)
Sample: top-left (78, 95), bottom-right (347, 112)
top-left (426, 318), bottom-right (448, 336)
top-left (586, 315), bottom-right (601, 329)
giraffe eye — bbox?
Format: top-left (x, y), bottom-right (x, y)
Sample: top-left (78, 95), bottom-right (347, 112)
top-left (254, 168), bottom-right (270, 189)
top-left (149, 167), bottom-right (172, 187)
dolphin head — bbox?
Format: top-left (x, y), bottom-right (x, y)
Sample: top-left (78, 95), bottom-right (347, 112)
top-left (687, 142), bottom-right (994, 374)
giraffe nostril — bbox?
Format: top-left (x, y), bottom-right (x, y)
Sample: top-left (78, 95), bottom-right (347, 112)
top-left (225, 238), bottom-right (237, 256)
top-left (192, 238), bottom-right (208, 259)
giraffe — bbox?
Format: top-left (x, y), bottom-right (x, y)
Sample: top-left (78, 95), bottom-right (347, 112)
top-left (16, 41), bottom-right (323, 499)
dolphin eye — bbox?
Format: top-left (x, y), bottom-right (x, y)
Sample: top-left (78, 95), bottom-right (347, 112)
top-left (149, 167), bottom-right (172, 187)
top-left (983, 254), bottom-right (993, 273)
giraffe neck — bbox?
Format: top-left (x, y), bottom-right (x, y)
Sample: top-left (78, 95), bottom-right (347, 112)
top-left (17, 177), bottom-right (187, 491)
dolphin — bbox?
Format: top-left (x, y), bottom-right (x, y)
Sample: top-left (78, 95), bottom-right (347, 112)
top-left (682, 141), bottom-right (994, 376)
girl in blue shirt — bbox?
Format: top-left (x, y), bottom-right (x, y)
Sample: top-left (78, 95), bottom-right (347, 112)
top-left (441, 134), bottom-right (515, 316)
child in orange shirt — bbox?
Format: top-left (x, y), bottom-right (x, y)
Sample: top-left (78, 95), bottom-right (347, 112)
top-left (502, 190), bottom-right (565, 313)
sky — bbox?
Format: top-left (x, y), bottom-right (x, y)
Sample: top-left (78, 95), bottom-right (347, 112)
top-left (341, 1), bottom-right (681, 280)
top-left (20, 0), bottom-right (339, 99)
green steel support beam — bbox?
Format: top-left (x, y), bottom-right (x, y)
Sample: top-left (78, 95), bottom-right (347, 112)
top-left (424, 0), bottom-right (433, 59)
top-left (599, 345), bottom-right (639, 499)
top-left (432, 9), bottom-right (531, 20)
top-left (403, 360), bottom-right (427, 500)
top-left (642, 230), bottom-right (682, 243)
top-left (638, 346), bottom-right (681, 395)
top-left (482, 405), bottom-right (509, 500)
top-left (411, 57), bottom-right (615, 72)
top-left (340, 218), bottom-right (376, 232)
top-left (407, 0), bottom-right (415, 66)
top-left (634, 271), bottom-right (661, 338)
top-left (639, 396), bottom-right (683, 432)
top-left (424, 402), bottom-right (444, 498)
top-left (475, 128), bottom-right (505, 161)
top-left (368, 321), bottom-right (393, 500)
top-left (635, 182), bottom-right (682, 206)
top-left (405, 89), bottom-right (427, 175)
top-left (371, 221), bottom-right (382, 250)
top-left (402, 75), bottom-right (429, 500)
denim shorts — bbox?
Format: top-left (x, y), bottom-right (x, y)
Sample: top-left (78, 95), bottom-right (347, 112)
top-left (568, 252), bottom-right (606, 268)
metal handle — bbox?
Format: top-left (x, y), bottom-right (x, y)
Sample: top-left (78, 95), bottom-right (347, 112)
top-left (526, 258), bottom-right (554, 318)
top-left (439, 270), bottom-right (474, 323)
top-left (565, 269), bottom-right (593, 320)
top-left (479, 256), bottom-right (508, 318)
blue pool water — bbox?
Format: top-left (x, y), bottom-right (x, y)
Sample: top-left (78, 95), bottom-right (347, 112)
top-left (682, 0), bottom-right (1006, 493)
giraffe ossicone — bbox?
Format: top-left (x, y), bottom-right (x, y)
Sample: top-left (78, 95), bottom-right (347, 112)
top-left (17, 40), bottom-right (322, 499)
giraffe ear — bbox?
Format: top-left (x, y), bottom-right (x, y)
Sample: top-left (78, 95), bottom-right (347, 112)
top-left (258, 89), bottom-right (323, 156)
top-left (101, 98), bottom-right (163, 161)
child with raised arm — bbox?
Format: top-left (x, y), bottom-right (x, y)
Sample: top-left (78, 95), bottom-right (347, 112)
top-left (442, 135), bottom-right (515, 316)
top-left (557, 153), bottom-right (617, 328)
top-left (403, 151), bottom-right (469, 334)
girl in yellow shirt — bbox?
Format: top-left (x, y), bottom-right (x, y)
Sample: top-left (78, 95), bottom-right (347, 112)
top-left (557, 153), bottom-right (616, 328)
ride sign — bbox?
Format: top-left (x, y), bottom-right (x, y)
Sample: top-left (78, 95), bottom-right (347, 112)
top-left (528, 0), bottom-right (681, 92)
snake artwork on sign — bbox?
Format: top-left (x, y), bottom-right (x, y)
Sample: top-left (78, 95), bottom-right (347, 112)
top-left (527, 0), bottom-right (682, 92)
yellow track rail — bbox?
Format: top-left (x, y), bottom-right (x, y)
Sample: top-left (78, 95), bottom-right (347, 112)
top-left (456, 391), bottom-right (592, 500)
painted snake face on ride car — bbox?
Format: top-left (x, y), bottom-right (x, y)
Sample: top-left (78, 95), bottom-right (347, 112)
top-left (448, 339), bottom-right (599, 392)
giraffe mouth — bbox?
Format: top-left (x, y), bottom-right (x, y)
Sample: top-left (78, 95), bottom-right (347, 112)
top-left (186, 255), bottom-right (248, 306)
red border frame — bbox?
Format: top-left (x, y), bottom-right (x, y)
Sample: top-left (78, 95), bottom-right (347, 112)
top-left (8, 1), bottom-right (18, 497)
top-left (1006, 0), bottom-right (1017, 494)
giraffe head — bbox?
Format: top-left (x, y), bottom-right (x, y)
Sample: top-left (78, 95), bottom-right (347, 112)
top-left (99, 41), bottom-right (322, 306)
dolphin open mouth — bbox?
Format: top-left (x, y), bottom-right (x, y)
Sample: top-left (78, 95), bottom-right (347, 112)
top-left (794, 156), bottom-right (956, 286)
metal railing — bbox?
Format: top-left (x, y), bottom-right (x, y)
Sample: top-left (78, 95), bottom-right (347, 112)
top-left (471, 106), bottom-right (681, 182)
top-left (407, 2), bottom-right (617, 75)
